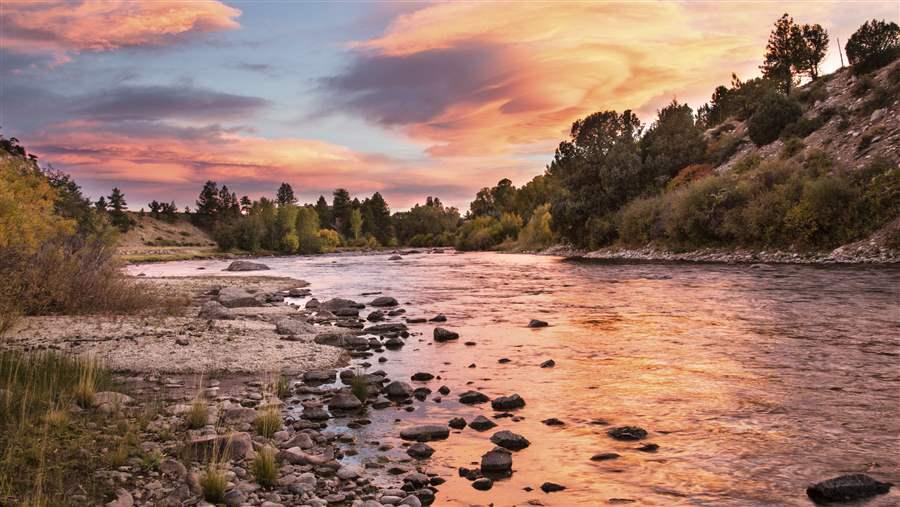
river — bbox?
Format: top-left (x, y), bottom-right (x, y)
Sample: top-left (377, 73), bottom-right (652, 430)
top-left (130, 251), bottom-right (900, 506)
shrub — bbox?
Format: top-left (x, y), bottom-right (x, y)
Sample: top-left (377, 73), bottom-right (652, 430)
top-left (780, 137), bottom-right (806, 159)
top-left (863, 86), bottom-right (893, 115)
top-left (455, 216), bottom-right (503, 251)
top-left (786, 176), bottom-right (862, 247)
top-left (618, 196), bottom-right (667, 245)
top-left (667, 164), bottom-right (714, 190)
top-left (254, 408), bottom-right (282, 439)
top-left (317, 229), bottom-right (340, 252)
top-left (780, 115), bottom-right (826, 139)
top-left (200, 463), bottom-right (228, 503)
top-left (252, 446), bottom-right (279, 488)
top-left (747, 93), bottom-right (803, 146)
top-left (796, 79), bottom-right (828, 104)
top-left (515, 203), bottom-right (554, 250)
top-left (187, 398), bottom-right (209, 429)
top-left (706, 133), bottom-right (744, 165)
top-left (846, 19), bottom-right (900, 74)
top-left (665, 174), bottom-right (741, 245)
top-left (731, 154), bottom-right (762, 174)
top-left (274, 375), bottom-right (291, 400)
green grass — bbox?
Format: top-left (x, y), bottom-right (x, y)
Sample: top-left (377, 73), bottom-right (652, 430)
top-left (349, 369), bottom-right (368, 403)
top-left (200, 462), bottom-right (228, 503)
top-left (187, 398), bottom-right (209, 429)
top-left (274, 374), bottom-right (291, 400)
top-left (253, 408), bottom-right (282, 439)
top-left (251, 446), bottom-right (279, 488)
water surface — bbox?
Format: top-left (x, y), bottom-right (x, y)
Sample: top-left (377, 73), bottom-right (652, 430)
top-left (132, 252), bottom-right (900, 506)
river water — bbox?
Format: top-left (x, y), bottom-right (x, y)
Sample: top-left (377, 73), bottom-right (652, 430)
top-left (131, 252), bottom-right (900, 506)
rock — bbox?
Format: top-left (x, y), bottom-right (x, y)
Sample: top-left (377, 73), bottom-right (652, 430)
top-left (283, 432), bottom-right (314, 449)
top-left (336, 465), bottom-right (362, 480)
top-left (367, 310), bottom-right (385, 322)
top-left (384, 336), bottom-right (405, 349)
top-left (490, 430), bottom-right (530, 451)
top-left (607, 426), bottom-right (648, 441)
top-left (223, 488), bottom-right (245, 507)
top-left (458, 391), bottom-right (489, 404)
top-left (480, 448), bottom-right (512, 475)
top-left (186, 432), bottom-right (254, 461)
top-left (491, 394), bottom-right (525, 410)
top-left (217, 287), bottom-right (262, 308)
top-left (275, 319), bottom-right (318, 336)
top-left (305, 298), bottom-right (320, 309)
top-left (320, 298), bottom-right (362, 311)
top-left (399, 495), bottom-right (421, 507)
top-left (469, 416), bottom-right (497, 432)
top-left (806, 474), bottom-right (892, 503)
top-left (333, 307), bottom-right (359, 317)
top-left (472, 478), bottom-right (493, 491)
top-left (159, 458), bottom-right (187, 480)
top-left (93, 392), bottom-right (133, 410)
top-left (406, 443), bottom-right (435, 459)
top-left (314, 332), bottom-right (364, 348)
top-left (410, 372), bottom-right (434, 381)
top-left (540, 482), bottom-right (566, 493)
top-left (384, 381), bottom-right (414, 399)
top-left (448, 417), bottom-right (467, 429)
top-left (870, 108), bottom-right (885, 122)
top-left (388, 255), bottom-right (403, 261)
top-left (637, 443), bottom-right (659, 452)
top-left (303, 370), bottom-right (337, 384)
top-left (278, 447), bottom-right (329, 466)
top-left (438, 385), bottom-right (450, 395)
top-left (301, 406), bottom-right (330, 421)
top-left (429, 314), bottom-right (447, 322)
top-left (224, 260), bottom-right (270, 271)
top-left (590, 452), bottom-right (621, 461)
top-left (366, 323), bottom-right (409, 334)
top-left (528, 319), bottom-right (549, 328)
top-left (540, 359), bottom-right (556, 368)
top-left (328, 392), bottom-right (363, 411)
top-left (498, 358), bottom-right (511, 364)
top-left (105, 488), bottom-right (133, 507)
top-left (370, 296), bottom-right (398, 307)
top-left (433, 327), bottom-right (459, 342)
top-left (198, 300), bottom-right (234, 320)
top-left (399, 425), bottom-right (450, 442)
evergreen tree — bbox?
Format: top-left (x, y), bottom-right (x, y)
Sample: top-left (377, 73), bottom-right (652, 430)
top-left (314, 195), bottom-right (332, 228)
top-left (761, 14), bottom-right (801, 94)
top-left (240, 195), bottom-right (252, 214)
top-left (639, 100), bottom-right (707, 187)
top-left (107, 187), bottom-right (131, 232)
top-left (94, 196), bottom-right (108, 212)
top-left (194, 180), bottom-right (220, 228)
top-left (148, 200), bottom-right (161, 218)
top-left (367, 192), bottom-right (393, 245)
top-left (846, 19), bottom-right (900, 73)
top-left (349, 208), bottom-right (363, 240)
top-left (276, 182), bottom-right (296, 207)
top-left (332, 188), bottom-right (352, 237)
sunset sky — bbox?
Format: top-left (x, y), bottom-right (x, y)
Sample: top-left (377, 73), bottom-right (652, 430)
top-left (1, 0), bottom-right (896, 210)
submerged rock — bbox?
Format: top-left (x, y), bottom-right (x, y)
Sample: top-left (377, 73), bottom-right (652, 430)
top-left (411, 372), bottom-right (434, 381)
top-left (399, 425), bottom-right (450, 442)
top-left (459, 391), bottom-right (490, 404)
top-left (384, 381), bottom-right (414, 399)
top-left (429, 313), bottom-right (447, 322)
top-left (224, 260), bottom-right (270, 271)
top-left (388, 255), bottom-right (403, 260)
top-left (490, 430), bottom-right (530, 451)
top-left (607, 426), bottom-right (648, 441)
top-left (491, 394), bottom-right (525, 410)
top-left (370, 296), bottom-right (399, 307)
top-left (806, 474), bottom-right (892, 503)
top-left (433, 327), bottom-right (460, 342)
top-left (590, 452), bottom-right (621, 461)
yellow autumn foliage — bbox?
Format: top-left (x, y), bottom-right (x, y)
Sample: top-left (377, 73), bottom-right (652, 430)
top-left (0, 156), bottom-right (75, 252)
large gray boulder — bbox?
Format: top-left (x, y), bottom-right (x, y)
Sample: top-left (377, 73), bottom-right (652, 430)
top-left (217, 287), bottom-right (262, 308)
top-left (275, 319), bottom-right (318, 336)
top-left (198, 300), bottom-right (234, 320)
top-left (224, 260), bottom-right (270, 271)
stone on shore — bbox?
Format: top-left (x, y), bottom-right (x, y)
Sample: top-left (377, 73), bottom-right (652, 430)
top-left (197, 300), bottom-right (234, 320)
top-left (217, 287), bottom-right (262, 308)
top-left (303, 369), bottom-right (336, 383)
top-left (320, 298), bottom-right (363, 311)
top-left (399, 425), bottom-right (450, 442)
top-left (406, 443), bottom-right (435, 459)
top-left (275, 319), bottom-right (318, 336)
top-left (185, 432), bottom-right (254, 461)
top-left (491, 394), bottom-right (525, 410)
top-left (224, 260), bottom-right (270, 271)
top-left (490, 430), bottom-right (530, 450)
top-left (433, 327), bottom-right (459, 342)
top-left (472, 478), bottom-right (493, 491)
top-left (806, 474), bottom-right (892, 503)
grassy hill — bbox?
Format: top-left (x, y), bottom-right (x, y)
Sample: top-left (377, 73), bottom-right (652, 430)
top-left (117, 213), bottom-right (223, 263)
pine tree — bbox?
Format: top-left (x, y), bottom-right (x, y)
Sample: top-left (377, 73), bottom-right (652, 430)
top-left (276, 183), bottom-right (296, 207)
top-left (94, 196), bottom-right (108, 212)
top-left (332, 188), bottom-right (352, 237)
top-left (107, 187), bottom-right (131, 232)
top-left (194, 180), bottom-right (221, 228)
top-left (367, 192), bottom-right (393, 245)
top-left (314, 195), bottom-right (332, 229)
top-left (240, 196), bottom-right (252, 214)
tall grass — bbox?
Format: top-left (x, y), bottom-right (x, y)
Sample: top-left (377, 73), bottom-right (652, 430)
top-left (254, 408), bottom-right (282, 439)
top-left (251, 446), bottom-right (279, 488)
top-left (0, 350), bottom-right (113, 505)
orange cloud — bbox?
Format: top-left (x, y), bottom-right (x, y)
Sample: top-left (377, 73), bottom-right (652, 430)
top-left (0, 0), bottom-right (240, 58)
top-left (338, 1), bottom-right (897, 157)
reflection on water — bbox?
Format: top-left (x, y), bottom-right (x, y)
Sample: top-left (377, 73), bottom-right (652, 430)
top-left (131, 253), bottom-right (900, 506)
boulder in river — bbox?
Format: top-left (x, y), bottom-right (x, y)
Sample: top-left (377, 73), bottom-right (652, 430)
top-left (429, 314), bottom-right (447, 322)
top-left (370, 296), bottom-right (399, 307)
top-left (480, 447), bottom-right (512, 475)
top-left (366, 322), bottom-right (409, 334)
top-left (607, 426), bottom-right (648, 441)
top-left (806, 474), bottom-right (892, 503)
top-left (406, 443), bottom-right (435, 459)
top-left (224, 260), bottom-right (270, 271)
top-left (590, 452), bottom-right (621, 461)
top-left (540, 359), bottom-right (556, 368)
top-left (320, 298), bottom-right (363, 311)
top-left (469, 415), bottom-right (497, 431)
top-left (384, 381), bottom-right (413, 399)
top-left (459, 391), bottom-right (490, 404)
top-left (490, 430), bottom-right (530, 451)
top-left (433, 327), bottom-right (460, 342)
top-left (388, 255), bottom-right (403, 260)
top-left (472, 478), bottom-right (493, 491)
top-left (411, 372), bottom-right (434, 381)
top-left (328, 392), bottom-right (363, 411)
top-left (491, 394), bottom-right (525, 410)
top-left (216, 287), bottom-right (262, 308)
top-left (542, 418), bottom-right (565, 426)
top-left (448, 417), bottom-right (467, 429)
top-left (400, 425), bottom-right (450, 442)
top-left (528, 319), bottom-right (549, 328)
top-left (541, 482), bottom-right (566, 493)
top-left (366, 310), bottom-right (385, 322)
top-left (303, 370), bottom-right (336, 384)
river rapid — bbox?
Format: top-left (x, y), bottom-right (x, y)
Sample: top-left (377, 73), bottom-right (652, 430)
top-left (131, 252), bottom-right (900, 506)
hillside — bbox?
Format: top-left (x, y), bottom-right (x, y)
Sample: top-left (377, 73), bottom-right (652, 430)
top-left (117, 213), bottom-right (222, 263)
